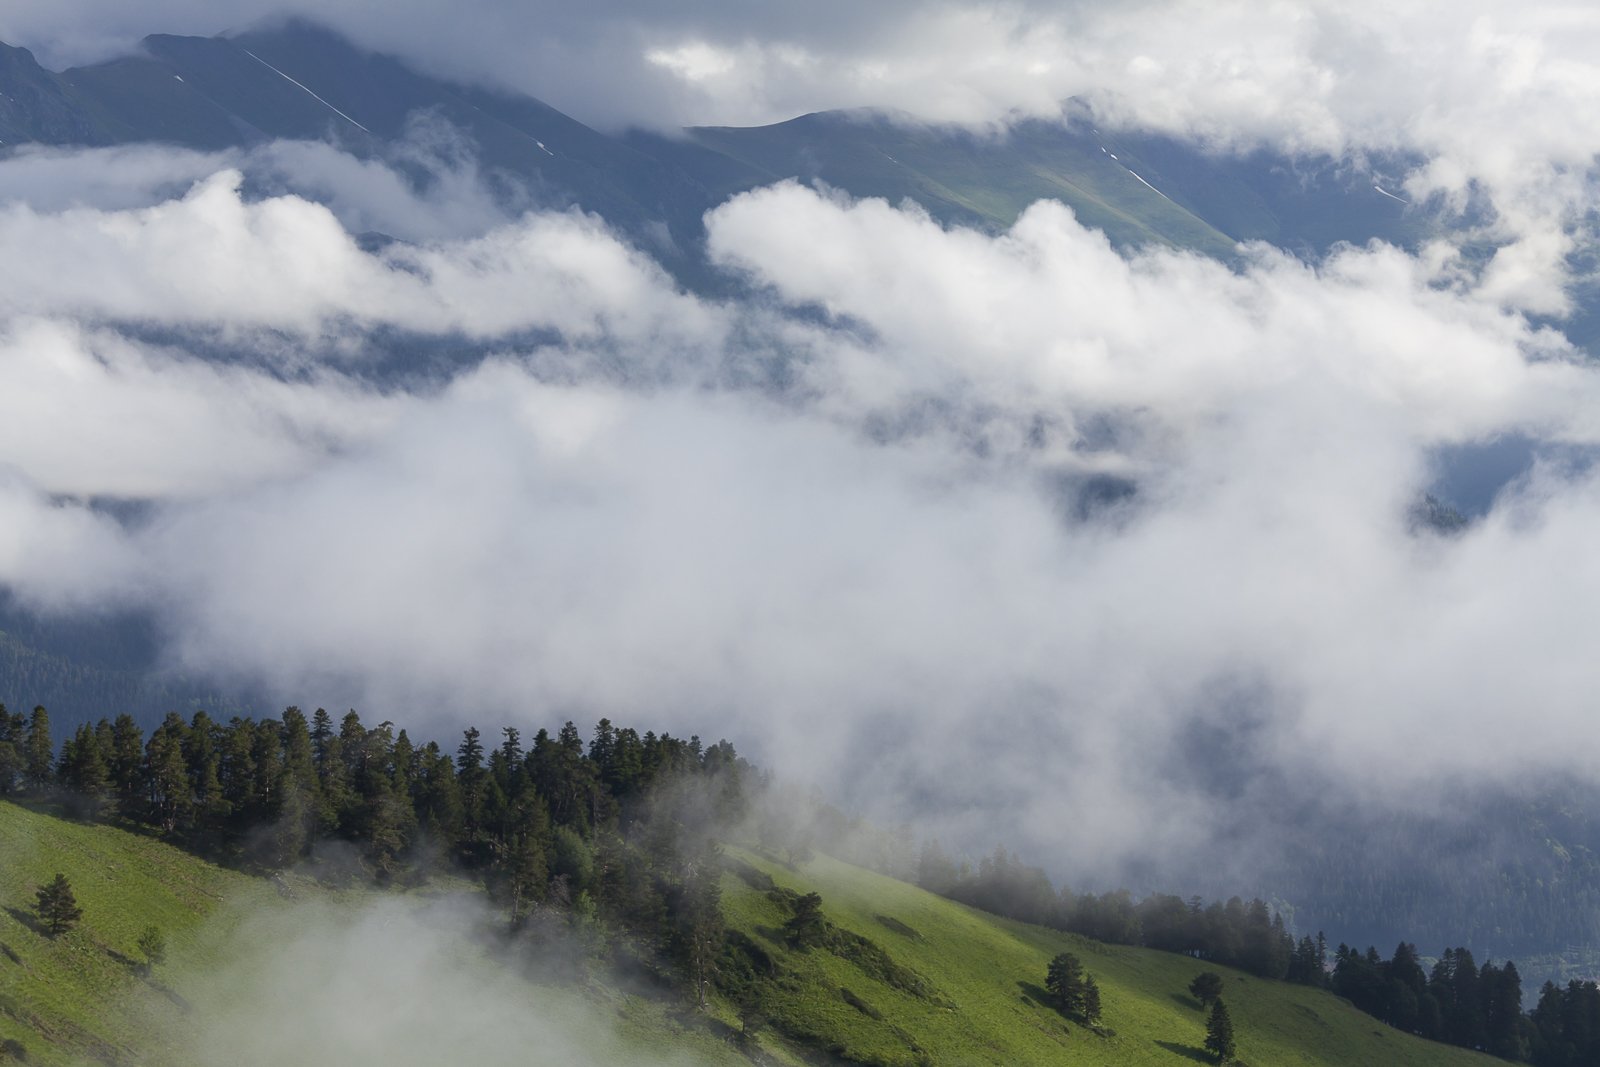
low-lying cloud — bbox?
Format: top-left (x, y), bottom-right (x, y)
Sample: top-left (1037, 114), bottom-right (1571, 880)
top-left (165, 891), bottom-right (711, 1066)
top-left (4, 131), bottom-right (1600, 884)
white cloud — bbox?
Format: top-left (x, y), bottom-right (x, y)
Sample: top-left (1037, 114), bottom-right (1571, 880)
top-left (8, 4), bottom-right (1600, 881)
top-left (0, 168), bottom-right (715, 344)
top-left (170, 893), bottom-right (713, 1066)
top-left (0, 180), bottom-right (1593, 875)
top-left (0, 319), bottom-right (403, 498)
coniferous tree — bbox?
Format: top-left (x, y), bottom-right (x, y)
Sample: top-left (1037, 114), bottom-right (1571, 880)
top-left (1190, 971), bottom-right (1225, 1007)
top-left (57, 723), bottom-right (109, 819)
top-left (1483, 959), bottom-right (1529, 1060)
top-left (1046, 952), bottom-right (1088, 1016)
top-left (35, 873), bottom-right (83, 936)
top-left (456, 726), bottom-right (488, 857)
top-left (145, 713), bottom-right (193, 833)
top-left (668, 849), bottom-right (725, 1008)
top-left (107, 714), bottom-right (146, 815)
top-left (184, 711), bottom-right (229, 845)
top-left (24, 706), bottom-right (53, 792)
top-left (1204, 998), bottom-right (1237, 1063)
top-left (784, 891), bottom-right (828, 949)
top-left (0, 704), bottom-right (23, 794)
top-left (1082, 974), bottom-right (1103, 1026)
top-left (0, 703), bottom-right (24, 796)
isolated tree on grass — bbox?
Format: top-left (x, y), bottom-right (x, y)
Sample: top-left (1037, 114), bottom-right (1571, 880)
top-left (1047, 952), bottom-right (1088, 1016)
top-left (784, 892), bottom-right (829, 949)
top-left (1204, 998), bottom-right (1237, 1064)
top-left (1190, 971), bottom-right (1225, 1006)
top-left (35, 873), bottom-right (83, 937)
top-left (1082, 974), bottom-right (1103, 1026)
top-left (136, 925), bottom-right (167, 972)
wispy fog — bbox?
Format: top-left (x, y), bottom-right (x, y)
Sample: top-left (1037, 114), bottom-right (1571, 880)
top-left (161, 891), bottom-right (716, 1066)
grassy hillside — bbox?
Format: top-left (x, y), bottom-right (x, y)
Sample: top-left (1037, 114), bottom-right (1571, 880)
top-left (1, 800), bottom-right (261, 1064)
top-left (714, 848), bottom-right (1501, 1067)
top-left (2, 800), bottom-right (1502, 1066)
top-left (0, 801), bottom-right (745, 1067)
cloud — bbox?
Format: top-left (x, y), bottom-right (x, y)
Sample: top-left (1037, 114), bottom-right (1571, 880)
top-left (7, 170), bottom-right (1600, 878)
top-left (9, 2), bottom-right (1600, 312)
top-left (0, 133), bottom-right (509, 242)
top-left (6, 2), bottom-right (1600, 885)
top-left (0, 167), bottom-right (714, 344)
top-left (0, 319), bottom-right (403, 499)
top-left (166, 891), bottom-right (713, 1066)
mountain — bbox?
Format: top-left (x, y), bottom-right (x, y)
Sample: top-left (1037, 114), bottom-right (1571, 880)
top-left (0, 15), bottom-right (1590, 1011)
top-left (0, 799), bottom-right (1499, 1066)
top-left (0, 19), bottom-right (1441, 269)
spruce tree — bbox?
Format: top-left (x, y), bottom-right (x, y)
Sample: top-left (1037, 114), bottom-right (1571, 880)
top-left (58, 724), bottom-right (109, 820)
top-left (0, 704), bottom-right (21, 795)
top-left (35, 873), bottom-right (83, 936)
top-left (1082, 974), bottom-right (1103, 1026)
top-left (1047, 952), bottom-right (1088, 1016)
top-left (24, 706), bottom-right (53, 792)
top-left (1204, 998), bottom-right (1236, 1064)
top-left (1190, 971), bottom-right (1224, 1006)
top-left (108, 714), bottom-right (146, 815)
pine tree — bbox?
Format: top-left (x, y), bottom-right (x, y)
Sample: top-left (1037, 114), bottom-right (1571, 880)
top-left (0, 704), bottom-right (23, 794)
top-left (1082, 974), bottom-right (1103, 1026)
top-left (145, 713), bottom-right (193, 834)
top-left (57, 723), bottom-right (109, 819)
top-left (1046, 952), bottom-right (1088, 1016)
top-left (108, 714), bottom-right (146, 815)
top-left (1190, 971), bottom-right (1224, 1006)
top-left (1204, 998), bottom-right (1236, 1064)
top-left (35, 873), bottom-right (83, 936)
top-left (24, 706), bottom-right (53, 792)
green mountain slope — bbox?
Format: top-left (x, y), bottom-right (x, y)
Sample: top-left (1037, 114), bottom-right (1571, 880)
top-left (0, 801), bottom-right (746, 1067)
top-left (657, 110), bottom-right (1244, 258)
top-left (2, 800), bottom-right (1498, 1066)
top-left (717, 848), bottom-right (1499, 1067)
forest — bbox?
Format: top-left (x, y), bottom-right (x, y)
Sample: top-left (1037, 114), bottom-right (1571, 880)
top-left (3, 700), bottom-right (1599, 1065)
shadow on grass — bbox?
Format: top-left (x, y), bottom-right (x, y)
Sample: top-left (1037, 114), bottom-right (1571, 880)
top-left (753, 924), bottom-right (790, 947)
top-left (874, 914), bottom-right (922, 941)
top-left (1171, 992), bottom-right (1202, 1010)
top-left (3, 907), bottom-right (43, 938)
top-left (1156, 1039), bottom-right (1214, 1063)
top-left (1, 942), bottom-right (21, 965)
top-left (1016, 979), bottom-right (1056, 1010)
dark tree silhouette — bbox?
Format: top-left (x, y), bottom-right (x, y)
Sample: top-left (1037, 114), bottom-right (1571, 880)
top-left (1190, 971), bottom-right (1225, 1006)
top-left (1205, 998), bottom-right (1237, 1064)
top-left (35, 873), bottom-right (83, 936)
top-left (784, 892), bottom-right (828, 949)
top-left (1082, 974), bottom-right (1103, 1026)
top-left (1046, 952), bottom-right (1088, 1016)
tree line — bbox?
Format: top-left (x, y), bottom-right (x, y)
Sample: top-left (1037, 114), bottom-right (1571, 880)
top-left (913, 838), bottom-right (1600, 1064)
top-left (0, 702), bottom-right (749, 999)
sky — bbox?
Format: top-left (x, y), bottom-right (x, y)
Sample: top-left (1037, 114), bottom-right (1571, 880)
top-left (5, 1), bottom-right (1600, 890)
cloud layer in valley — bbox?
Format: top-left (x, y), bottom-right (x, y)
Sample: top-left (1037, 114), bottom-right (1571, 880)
top-left (3, 132), bottom-right (1600, 881)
